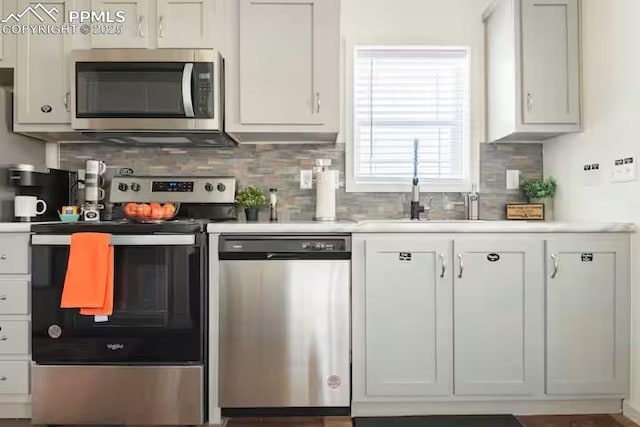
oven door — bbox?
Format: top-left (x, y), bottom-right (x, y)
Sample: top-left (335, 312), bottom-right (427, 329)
top-left (31, 234), bottom-right (205, 364)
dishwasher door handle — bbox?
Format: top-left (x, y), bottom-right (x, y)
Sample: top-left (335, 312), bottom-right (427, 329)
top-left (265, 253), bottom-right (305, 260)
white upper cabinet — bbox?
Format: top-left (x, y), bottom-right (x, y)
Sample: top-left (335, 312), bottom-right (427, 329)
top-left (156, 0), bottom-right (215, 48)
top-left (364, 238), bottom-right (452, 397)
top-left (545, 237), bottom-right (630, 395)
top-left (224, 0), bottom-right (340, 143)
top-left (0, 0), bottom-right (17, 67)
top-left (521, 0), bottom-right (580, 125)
top-left (453, 239), bottom-right (544, 396)
top-left (15, 0), bottom-right (73, 124)
top-left (484, 0), bottom-right (581, 142)
top-left (89, 0), bottom-right (215, 49)
top-left (90, 0), bottom-right (149, 48)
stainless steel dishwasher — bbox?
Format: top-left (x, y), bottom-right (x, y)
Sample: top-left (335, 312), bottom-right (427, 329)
top-left (218, 234), bottom-right (351, 415)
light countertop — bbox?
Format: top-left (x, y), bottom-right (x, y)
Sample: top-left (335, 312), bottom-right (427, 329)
top-left (208, 220), bottom-right (636, 234)
top-left (0, 222), bottom-right (47, 232)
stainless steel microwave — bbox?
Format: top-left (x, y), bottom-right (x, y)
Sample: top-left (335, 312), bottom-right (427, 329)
top-left (70, 49), bottom-right (232, 146)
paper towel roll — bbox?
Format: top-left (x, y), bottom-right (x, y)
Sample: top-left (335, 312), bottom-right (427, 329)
top-left (315, 170), bottom-right (337, 221)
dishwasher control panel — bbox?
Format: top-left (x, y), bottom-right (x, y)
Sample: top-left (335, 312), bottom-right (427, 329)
top-left (219, 234), bottom-right (351, 259)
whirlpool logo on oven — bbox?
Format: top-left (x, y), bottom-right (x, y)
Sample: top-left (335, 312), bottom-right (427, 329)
top-left (107, 343), bottom-right (124, 351)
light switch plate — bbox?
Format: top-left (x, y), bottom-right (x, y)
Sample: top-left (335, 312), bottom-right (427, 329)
top-left (506, 170), bottom-right (520, 190)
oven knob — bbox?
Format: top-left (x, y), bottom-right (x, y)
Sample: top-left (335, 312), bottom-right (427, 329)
top-left (217, 183), bottom-right (226, 192)
top-left (131, 183), bottom-right (141, 192)
top-left (118, 183), bottom-right (129, 192)
top-left (48, 325), bottom-right (62, 339)
top-left (205, 183), bottom-right (214, 192)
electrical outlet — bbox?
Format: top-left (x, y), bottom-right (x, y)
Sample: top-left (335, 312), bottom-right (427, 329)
top-left (300, 170), bottom-right (313, 189)
top-left (582, 163), bottom-right (601, 186)
top-left (612, 157), bottom-right (637, 183)
top-left (506, 170), bottom-right (520, 190)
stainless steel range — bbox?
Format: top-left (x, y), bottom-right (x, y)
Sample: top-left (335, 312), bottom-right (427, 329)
top-left (30, 175), bottom-right (236, 426)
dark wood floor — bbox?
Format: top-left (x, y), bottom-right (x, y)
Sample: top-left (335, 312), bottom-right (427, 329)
top-left (224, 415), bottom-right (638, 427)
top-left (0, 415), bottom-right (634, 427)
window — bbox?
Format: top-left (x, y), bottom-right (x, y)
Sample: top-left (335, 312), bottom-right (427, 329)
top-left (349, 46), bottom-right (471, 191)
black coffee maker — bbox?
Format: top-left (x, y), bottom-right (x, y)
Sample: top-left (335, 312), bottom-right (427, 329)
top-left (9, 164), bottom-right (77, 221)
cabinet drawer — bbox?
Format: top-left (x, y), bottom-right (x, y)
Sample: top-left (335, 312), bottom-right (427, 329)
top-left (0, 361), bottom-right (29, 394)
top-left (0, 281), bottom-right (29, 315)
top-left (0, 235), bottom-right (29, 274)
top-left (0, 321), bottom-right (29, 355)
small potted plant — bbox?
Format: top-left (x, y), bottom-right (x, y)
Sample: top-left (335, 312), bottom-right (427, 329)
top-left (236, 185), bottom-right (267, 222)
top-left (520, 177), bottom-right (557, 221)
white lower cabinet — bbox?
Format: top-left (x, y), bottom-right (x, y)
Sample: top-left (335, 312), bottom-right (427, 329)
top-left (0, 362), bottom-right (29, 395)
top-left (357, 232), bottom-right (630, 407)
top-left (453, 239), bottom-right (543, 396)
top-left (545, 238), bottom-right (629, 395)
top-left (365, 239), bottom-right (452, 397)
top-left (0, 233), bottom-right (32, 418)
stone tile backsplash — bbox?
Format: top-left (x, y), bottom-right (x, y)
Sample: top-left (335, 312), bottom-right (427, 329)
top-left (60, 142), bottom-right (542, 221)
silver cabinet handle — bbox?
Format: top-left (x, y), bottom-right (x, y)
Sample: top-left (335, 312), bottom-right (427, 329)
top-left (0, 296), bottom-right (6, 301)
top-left (137, 15), bottom-right (144, 38)
top-left (457, 253), bottom-right (463, 279)
top-left (527, 93), bottom-right (533, 112)
top-left (64, 92), bottom-right (70, 112)
top-left (0, 336), bottom-right (7, 341)
top-left (158, 15), bottom-right (164, 38)
top-left (315, 92), bottom-right (321, 113)
top-left (0, 376), bottom-right (6, 381)
top-left (0, 255), bottom-right (5, 260)
top-left (439, 253), bottom-right (446, 278)
top-left (550, 254), bottom-right (558, 278)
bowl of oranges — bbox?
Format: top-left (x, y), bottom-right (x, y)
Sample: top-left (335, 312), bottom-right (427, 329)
top-left (123, 202), bottom-right (178, 223)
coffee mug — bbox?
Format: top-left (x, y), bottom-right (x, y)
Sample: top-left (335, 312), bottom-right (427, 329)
top-left (85, 160), bottom-right (106, 176)
top-left (14, 196), bottom-right (47, 218)
top-left (85, 187), bottom-right (106, 202)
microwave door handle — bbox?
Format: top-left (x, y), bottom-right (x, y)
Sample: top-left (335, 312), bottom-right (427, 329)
top-left (182, 63), bottom-right (195, 118)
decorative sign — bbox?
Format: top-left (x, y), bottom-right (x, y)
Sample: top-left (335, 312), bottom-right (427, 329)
top-left (506, 203), bottom-right (545, 220)
top-left (487, 253), bottom-right (500, 262)
top-left (399, 252), bottom-right (412, 261)
top-left (581, 253), bottom-right (594, 262)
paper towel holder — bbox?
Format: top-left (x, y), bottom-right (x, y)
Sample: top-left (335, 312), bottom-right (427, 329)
top-left (313, 159), bottom-right (338, 222)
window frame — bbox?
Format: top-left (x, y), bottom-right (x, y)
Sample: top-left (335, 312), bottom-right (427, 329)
top-left (345, 42), bottom-right (478, 193)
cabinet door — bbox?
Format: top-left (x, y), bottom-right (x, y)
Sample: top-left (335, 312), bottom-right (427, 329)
top-left (16, 0), bottom-right (73, 124)
top-left (453, 239), bottom-right (543, 395)
top-left (90, 0), bottom-right (148, 48)
top-left (239, 0), bottom-right (338, 126)
top-left (157, 0), bottom-right (214, 48)
top-left (365, 239), bottom-right (452, 397)
top-left (521, 0), bottom-right (580, 124)
top-left (546, 238), bottom-right (629, 395)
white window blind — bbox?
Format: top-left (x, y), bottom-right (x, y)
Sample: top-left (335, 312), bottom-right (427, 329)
top-left (353, 46), bottom-right (470, 186)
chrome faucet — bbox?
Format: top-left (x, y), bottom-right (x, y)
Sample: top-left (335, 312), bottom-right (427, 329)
top-left (410, 139), bottom-right (432, 220)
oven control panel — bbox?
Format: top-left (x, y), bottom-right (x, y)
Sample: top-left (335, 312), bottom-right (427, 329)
top-left (110, 176), bottom-right (236, 204)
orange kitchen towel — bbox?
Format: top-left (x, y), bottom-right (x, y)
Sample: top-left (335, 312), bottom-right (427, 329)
top-left (60, 233), bottom-right (114, 316)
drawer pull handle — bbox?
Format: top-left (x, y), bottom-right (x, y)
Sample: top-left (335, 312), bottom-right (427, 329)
top-left (0, 336), bottom-right (7, 341)
top-left (0, 255), bottom-right (6, 260)
top-left (0, 376), bottom-right (6, 381)
top-left (0, 296), bottom-right (6, 301)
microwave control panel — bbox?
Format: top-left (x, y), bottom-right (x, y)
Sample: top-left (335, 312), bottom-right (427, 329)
top-left (193, 63), bottom-right (214, 118)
